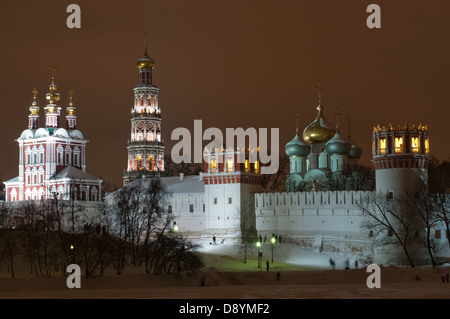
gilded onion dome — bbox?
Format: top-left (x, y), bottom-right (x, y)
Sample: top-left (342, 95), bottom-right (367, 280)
top-left (29, 88), bottom-right (39, 115)
top-left (325, 110), bottom-right (351, 155)
top-left (66, 89), bottom-right (76, 116)
top-left (137, 49), bottom-right (155, 70)
top-left (137, 32), bottom-right (155, 69)
top-left (303, 104), bottom-right (336, 144)
top-left (303, 82), bottom-right (336, 144)
top-left (286, 114), bottom-right (311, 157)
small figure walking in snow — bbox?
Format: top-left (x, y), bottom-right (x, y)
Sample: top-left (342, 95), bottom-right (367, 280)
top-left (212, 235), bottom-right (216, 245)
top-left (329, 258), bottom-right (336, 270)
top-left (201, 274), bottom-right (206, 287)
top-left (266, 260), bottom-right (270, 272)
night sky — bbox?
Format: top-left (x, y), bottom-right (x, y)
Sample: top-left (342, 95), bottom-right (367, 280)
top-left (1, 0), bottom-right (449, 188)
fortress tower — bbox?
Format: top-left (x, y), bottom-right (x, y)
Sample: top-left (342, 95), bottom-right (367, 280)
top-left (202, 147), bottom-right (262, 238)
top-left (372, 123), bottom-right (430, 198)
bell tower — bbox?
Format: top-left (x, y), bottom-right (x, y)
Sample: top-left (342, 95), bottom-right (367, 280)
top-left (123, 34), bottom-right (165, 185)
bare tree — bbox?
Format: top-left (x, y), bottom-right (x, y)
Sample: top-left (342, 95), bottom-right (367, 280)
top-left (404, 182), bottom-right (439, 266)
top-left (261, 154), bottom-right (289, 192)
top-left (359, 192), bottom-right (419, 267)
top-left (428, 158), bottom-right (450, 248)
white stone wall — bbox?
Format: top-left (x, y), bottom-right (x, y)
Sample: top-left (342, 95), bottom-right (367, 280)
top-left (168, 193), bottom-right (205, 234)
top-left (255, 191), bottom-right (374, 239)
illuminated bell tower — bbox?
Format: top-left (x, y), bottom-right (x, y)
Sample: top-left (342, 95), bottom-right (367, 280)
top-left (123, 35), bottom-right (165, 185)
top-left (372, 123), bottom-right (430, 198)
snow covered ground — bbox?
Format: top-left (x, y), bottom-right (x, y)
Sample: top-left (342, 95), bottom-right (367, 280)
top-left (195, 239), bottom-right (366, 271)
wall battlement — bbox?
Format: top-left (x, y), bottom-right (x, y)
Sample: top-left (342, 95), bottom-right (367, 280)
top-left (255, 190), bottom-right (374, 211)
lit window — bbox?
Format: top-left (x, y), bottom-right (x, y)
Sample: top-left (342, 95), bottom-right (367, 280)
top-left (210, 159), bottom-right (217, 173)
top-left (379, 138), bottom-right (386, 154)
top-left (254, 160), bottom-right (259, 173)
top-left (226, 158), bottom-right (234, 172)
top-left (425, 138), bottom-right (429, 154)
top-left (411, 137), bottom-right (419, 153)
top-left (394, 137), bottom-right (403, 153)
top-left (245, 159), bottom-right (249, 172)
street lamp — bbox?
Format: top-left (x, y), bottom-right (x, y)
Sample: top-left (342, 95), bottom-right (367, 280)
top-left (256, 241), bottom-right (261, 269)
top-left (173, 222), bottom-right (179, 238)
top-left (271, 236), bottom-right (276, 263)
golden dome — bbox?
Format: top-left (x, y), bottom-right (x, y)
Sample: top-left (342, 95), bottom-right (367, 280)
top-left (29, 88), bottom-right (39, 115)
top-left (303, 104), bottom-right (336, 144)
top-left (66, 89), bottom-right (76, 116)
top-left (137, 49), bottom-right (155, 70)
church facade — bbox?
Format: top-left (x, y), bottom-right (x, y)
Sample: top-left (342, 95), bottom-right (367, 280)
top-left (3, 65), bottom-right (102, 202)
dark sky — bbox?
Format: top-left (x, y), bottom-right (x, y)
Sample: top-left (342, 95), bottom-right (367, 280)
top-left (1, 0), bottom-right (449, 188)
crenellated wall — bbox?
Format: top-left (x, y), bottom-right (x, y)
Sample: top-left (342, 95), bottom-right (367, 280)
top-left (255, 191), bottom-right (375, 240)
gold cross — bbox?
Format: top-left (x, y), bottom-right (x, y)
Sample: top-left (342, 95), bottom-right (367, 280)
top-left (317, 81), bottom-right (323, 105)
top-left (68, 88), bottom-right (74, 99)
top-left (32, 88), bottom-right (38, 98)
top-left (144, 31), bottom-right (149, 52)
top-left (49, 63), bottom-right (57, 78)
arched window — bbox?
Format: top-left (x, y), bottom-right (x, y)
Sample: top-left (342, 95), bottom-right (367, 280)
top-left (210, 159), bottom-right (217, 173)
top-left (411, 137), bottom-right (419, 153)
top-left (379, 138), bottom-right (386, 154)
top-left (226, 158), bottom-right (234, 172)
top-left (394, 137), bottom-right (403, 153)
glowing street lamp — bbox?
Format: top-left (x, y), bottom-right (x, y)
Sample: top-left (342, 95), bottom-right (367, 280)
top-left (256, 241), bottom-right (261, 269)
top-left (173, 222), bottom-right (179, 238)
top-left (271, 236), bottom-right (276, 263)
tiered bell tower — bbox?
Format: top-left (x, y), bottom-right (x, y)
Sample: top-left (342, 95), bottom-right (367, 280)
top-left (123, 35), bottom-right (165, 185)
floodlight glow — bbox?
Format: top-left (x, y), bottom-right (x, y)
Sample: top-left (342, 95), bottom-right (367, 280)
top-left (271, 237), bottom-right (276, 244)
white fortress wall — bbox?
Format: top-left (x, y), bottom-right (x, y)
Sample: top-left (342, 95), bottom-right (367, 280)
top-left (255, 190), bottom-right (375, 238)
top-left (168, 192), bottom-right (205, 234)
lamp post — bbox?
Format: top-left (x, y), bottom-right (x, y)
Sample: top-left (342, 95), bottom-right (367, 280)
top-left (173, 222), bottom-right (179, 238)
top-left (256, 241), bottom-right (261, 269)
top-left (271, 236), bottom-right (276, 263)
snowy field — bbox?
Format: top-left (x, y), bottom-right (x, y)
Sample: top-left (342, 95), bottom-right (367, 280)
top-left (1, 238), bottom-right (450, 299)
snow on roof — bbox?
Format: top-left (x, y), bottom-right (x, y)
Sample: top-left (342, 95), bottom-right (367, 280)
top-left (3, 176), bottom-right (19, 184)
top-left (160, 175), bottom-right (204, 194)
top-left (52, 165), bottom-right (102, 182)
top-left (109, 174), bottom-right (205, 198)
